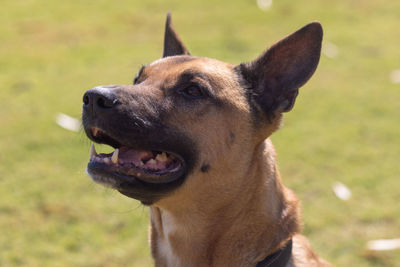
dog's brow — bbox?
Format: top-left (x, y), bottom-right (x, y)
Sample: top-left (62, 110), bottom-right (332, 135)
top-left (177, 70), bottom-right (223, 96)
top-left (174, 70), bottom-right (214, 93)
top-left (174, 70), bottom-right (225, 104)
top-left (179, 70), bottom-right (209, 82)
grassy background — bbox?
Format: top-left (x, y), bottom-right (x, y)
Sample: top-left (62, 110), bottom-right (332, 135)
top-left (1, 0), bottom-right (399, 266)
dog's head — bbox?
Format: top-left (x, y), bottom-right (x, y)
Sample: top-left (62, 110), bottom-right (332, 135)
top-left (82, 14), bottom-right (322, 206)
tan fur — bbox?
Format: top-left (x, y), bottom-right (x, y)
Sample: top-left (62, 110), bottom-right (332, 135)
top-left (84, 18), bottom-right (330, 266)
top-left (135, 57), bottom-right (332, 266)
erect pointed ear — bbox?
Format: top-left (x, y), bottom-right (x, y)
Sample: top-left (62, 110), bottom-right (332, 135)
top-left (162, 13), bottom-right (190, 58)
top-left (237, 22), bottom-right (323, 119)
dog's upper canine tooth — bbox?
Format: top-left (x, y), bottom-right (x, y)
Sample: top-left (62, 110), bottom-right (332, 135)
top-left (111, 149), bottom-right (119, 164)
top-left (90, 144), bottom-right (97, 158)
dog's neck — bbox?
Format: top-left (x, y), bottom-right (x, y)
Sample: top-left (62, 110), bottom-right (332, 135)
top-left (149, 139), bottom-right (300, 266)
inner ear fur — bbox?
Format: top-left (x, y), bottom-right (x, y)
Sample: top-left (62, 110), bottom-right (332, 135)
top-left (162, 13), bottom-right (190, 58)
top-left (237, 22), bottom-right (323, 119)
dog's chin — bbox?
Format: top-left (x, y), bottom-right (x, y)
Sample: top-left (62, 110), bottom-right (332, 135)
top-left (87, 162), bottom-right (187, 205)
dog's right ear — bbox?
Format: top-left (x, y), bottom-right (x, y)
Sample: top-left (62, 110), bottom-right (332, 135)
top-left (236, 22), bottom-right (323, 120)
top-left (162, 13), bottom-right (190, 58)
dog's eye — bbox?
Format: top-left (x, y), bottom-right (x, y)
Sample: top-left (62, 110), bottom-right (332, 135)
top-left (181, 85), bottom-right (204, 98)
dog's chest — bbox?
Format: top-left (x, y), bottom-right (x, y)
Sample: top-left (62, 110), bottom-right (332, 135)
top-left (157, 211), bottom-right (184, 266)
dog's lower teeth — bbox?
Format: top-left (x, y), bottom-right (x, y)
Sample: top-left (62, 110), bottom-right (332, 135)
top-left (147, 159), bottom-right (157, 165)
top-left (156, 152), bottom-right (168, 162)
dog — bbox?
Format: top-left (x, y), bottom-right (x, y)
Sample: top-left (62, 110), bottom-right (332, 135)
top-left (82, 13), bottom-right (332, 267)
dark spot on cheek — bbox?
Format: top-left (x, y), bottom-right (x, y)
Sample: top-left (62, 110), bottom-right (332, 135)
top-left (200, 164), bottom-right (211, 173)
top-left (229, 132), bottom-right (235, 144)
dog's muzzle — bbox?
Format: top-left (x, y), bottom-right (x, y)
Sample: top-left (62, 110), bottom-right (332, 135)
top-left (81, 85), bottom-right (197, 205)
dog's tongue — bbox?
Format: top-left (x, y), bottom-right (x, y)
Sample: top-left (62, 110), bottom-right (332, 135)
top-left (118, 147), bottom-right (153, 165)
top-left (118, 147), bottom-right (173, 170)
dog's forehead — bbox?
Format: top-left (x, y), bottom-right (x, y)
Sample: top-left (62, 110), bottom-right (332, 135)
top-left (146, 56), bottom-right (235, 81)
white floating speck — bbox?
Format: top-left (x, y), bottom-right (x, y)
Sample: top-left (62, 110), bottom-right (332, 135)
top-left (389, 69), bottom-right (400, 84)
top-left (56, 113), bottom-right (81, 132)
top-left (322, 41), bottom-right (339, 59)
top-left (367, 238), bottom-right (400, 251)
top-left (332, 181), bottom-right (351, 200)
top-left (257, 0), bottom-right (273, 11)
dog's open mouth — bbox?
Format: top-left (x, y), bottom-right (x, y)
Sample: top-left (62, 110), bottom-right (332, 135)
top-left (87, 127), bottom-right (185, 185)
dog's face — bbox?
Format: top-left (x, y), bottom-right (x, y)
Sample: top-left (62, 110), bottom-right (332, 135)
top-left (82, 15), bottom-right (322, 206)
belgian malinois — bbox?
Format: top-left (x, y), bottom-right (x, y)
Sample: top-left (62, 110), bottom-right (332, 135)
top-left (82, 14), bottom-right (331, 267)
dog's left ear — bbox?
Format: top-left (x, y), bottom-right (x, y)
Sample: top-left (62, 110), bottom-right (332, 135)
top-left (163, 13), bottom-right (190, 57)
top-left (237, 22), bottom-right (323, 118)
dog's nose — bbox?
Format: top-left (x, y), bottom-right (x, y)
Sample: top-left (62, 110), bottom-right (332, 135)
top-left (83, 86), bottom-right (118, 112)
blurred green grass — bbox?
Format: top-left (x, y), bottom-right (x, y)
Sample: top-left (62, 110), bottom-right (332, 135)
top-left (1, 0), bottom-right (399, 266)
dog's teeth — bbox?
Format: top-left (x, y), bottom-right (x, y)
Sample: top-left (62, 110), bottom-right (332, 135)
top-left (147, 159), bottom-right (157, 165)
top-left (90, 144), bottom-right (97, 158)
top-left (156, 152), bottom-right (168, 162)
top-left (111, 149), bottom-right (119, 164)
